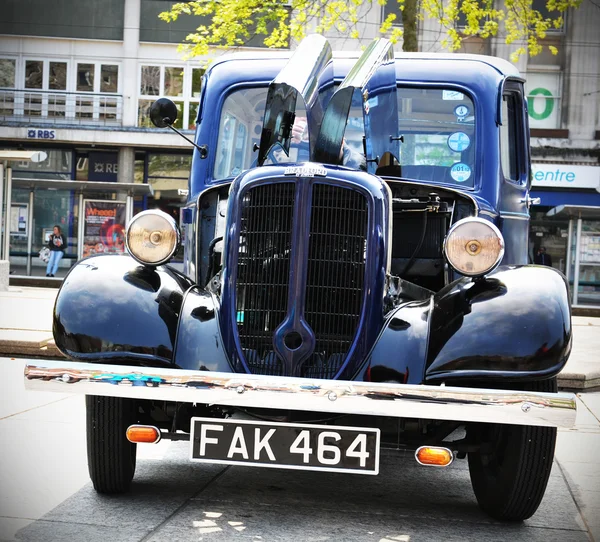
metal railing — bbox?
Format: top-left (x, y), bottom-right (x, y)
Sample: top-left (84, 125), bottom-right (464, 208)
top-left (0, 88), bottom-right (123, 126)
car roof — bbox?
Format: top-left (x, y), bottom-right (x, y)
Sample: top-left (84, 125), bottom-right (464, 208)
top-left (207, 49), bottom-right (522, 81)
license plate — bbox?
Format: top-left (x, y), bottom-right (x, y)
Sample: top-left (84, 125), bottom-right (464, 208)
top-left (190, 417), bottom-right (380, 475)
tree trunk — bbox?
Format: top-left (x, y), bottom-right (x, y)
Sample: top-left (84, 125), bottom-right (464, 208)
top-left (402, 0), bottom-right (419, 52)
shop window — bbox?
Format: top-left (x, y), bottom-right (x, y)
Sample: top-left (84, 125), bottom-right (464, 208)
top-left (134, 156), bottom-right (145, 184)
top-left (146, 153), bottom-right (192, 260)
top-left (10, 148), bottom-right (72, 180)
top-left (148, 153), bottom-right (192, 178)
top-left (525, 71), bottom-right (561, 129)
top-left (138, 65), bottom-right (203, 130)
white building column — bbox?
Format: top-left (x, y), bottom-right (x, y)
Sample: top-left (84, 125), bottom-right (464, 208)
top-left (122, 0), bottom-right (141, 128)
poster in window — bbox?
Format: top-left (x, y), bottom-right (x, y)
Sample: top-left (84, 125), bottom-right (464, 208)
top-left (83, 200), bottom-right (126, 258)
top-left (10, 203), bottom-right (28, 236)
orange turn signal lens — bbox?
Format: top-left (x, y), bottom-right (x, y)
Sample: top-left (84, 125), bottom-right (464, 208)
top-left (126, 425), bottom-right (161, 444)
top-left (415, 446), bottom-right (454, 467)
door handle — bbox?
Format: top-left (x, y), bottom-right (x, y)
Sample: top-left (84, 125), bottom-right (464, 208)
top-left (519, 195), bottom-right (541, 208)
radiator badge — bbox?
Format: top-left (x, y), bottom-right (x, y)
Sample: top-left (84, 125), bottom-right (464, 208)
top-left (284, 165), bottom-right (327, 177)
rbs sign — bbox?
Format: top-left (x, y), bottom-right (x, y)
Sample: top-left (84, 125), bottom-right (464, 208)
top-left (27, 129), bottom-right (56, 139)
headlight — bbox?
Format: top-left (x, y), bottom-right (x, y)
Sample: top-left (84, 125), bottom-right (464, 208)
top-left (443, 217), bottom-right (504, 277)
top-left (126, 210), bottom-right (180, 266)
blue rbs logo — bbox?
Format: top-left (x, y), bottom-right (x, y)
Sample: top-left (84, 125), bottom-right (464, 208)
top-left (27, 129), bottom-right (56, 139)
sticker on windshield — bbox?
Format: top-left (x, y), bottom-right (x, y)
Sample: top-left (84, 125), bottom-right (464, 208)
top-left (443, 90), bottom-right (465, 100)
top-left (447, 132), bottom-right (471, 152)
top-left (450, 163), bottom-right (472, 183)
top-left (454, 105), bottom-right (469, 118)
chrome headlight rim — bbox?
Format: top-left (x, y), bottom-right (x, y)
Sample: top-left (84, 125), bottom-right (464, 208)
top-left (125, 209), bottom-right (181, 267)
top-left (443, 216), bottom-right (505, 277)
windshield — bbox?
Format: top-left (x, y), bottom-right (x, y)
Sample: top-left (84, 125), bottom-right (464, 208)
top-left (213, 86), bottom-right (476, 187)
top-left (214, 87), bottom-right (307, 180)
top-left (396, 88), bottom-right (475, 187)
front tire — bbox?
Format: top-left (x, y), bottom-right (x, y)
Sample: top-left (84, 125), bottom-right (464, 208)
top-left (467, 378), bottom-right (557, 521)
top-left (86, 395), bottom-right (137, 494)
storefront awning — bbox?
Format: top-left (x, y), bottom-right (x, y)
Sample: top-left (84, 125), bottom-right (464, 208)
top-left (530, 189), bottom-right (600, 208)
top-left (546, 205), bottom-right (600, 219)
top-left (11, 178), bottom-right (153, 196)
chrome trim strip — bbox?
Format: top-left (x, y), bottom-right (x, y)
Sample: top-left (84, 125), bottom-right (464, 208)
top-left (24, 361), bottom-right (576, 429)
top-left (499, 212), bottom-right (530, 221)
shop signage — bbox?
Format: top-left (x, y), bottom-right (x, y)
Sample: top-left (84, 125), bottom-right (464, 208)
top-left (88, 152), bottom-right (118, 182)
top-left (82, 200), bottom-right (126, 259)
top-left (531, 164), bottom-right (600, 190)
top-left (27, 128), bottom-right (56, 140)
top-left (525, 73), bottom-right (560, 129)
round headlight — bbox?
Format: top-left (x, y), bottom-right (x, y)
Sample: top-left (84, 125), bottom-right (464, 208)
top-left (443, 217), bottom-right (504, 277)
top-left (126, 210), bottom-right (180, 266)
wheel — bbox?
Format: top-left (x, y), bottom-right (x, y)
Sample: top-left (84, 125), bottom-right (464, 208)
top-left (86, 395), bottom-right (137, 494)
top-left (467, 378), bottom-right (557, 521)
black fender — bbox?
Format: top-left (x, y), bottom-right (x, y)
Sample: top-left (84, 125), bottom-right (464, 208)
top-left (173, 287), bottom-right (232, 372)
top-left (359, 265), bottom-right (571, 384)
top-left (53, 254), bottom-right (194, 366)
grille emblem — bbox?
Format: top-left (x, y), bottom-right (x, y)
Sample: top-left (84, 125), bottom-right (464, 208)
top-left (284, 165), bottom-right (327, 177)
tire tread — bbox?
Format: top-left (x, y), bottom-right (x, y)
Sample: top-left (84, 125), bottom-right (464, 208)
top-left (86, 395), bottom-right (137, 494)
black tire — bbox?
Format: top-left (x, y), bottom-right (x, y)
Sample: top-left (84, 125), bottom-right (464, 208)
top-left (467, 378), bottom-right (557, 522)
top-left (86, 395), bottom-right (137, 494)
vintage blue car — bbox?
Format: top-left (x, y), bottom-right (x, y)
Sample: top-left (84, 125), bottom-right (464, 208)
top-left (26, 36), bottom-right (577, 522)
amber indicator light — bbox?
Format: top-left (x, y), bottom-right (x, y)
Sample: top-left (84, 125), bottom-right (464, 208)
top-left (415, 446), bottom-right (454, 467)
top-left (126, 425), bottom-right (161, 444)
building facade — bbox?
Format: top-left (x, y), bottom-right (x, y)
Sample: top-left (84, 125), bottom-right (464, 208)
top-left (1, 0), bottom-right (599, 305)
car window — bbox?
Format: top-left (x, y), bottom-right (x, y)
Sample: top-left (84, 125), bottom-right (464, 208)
top-left (396, 88), bottom-right (476, 187)
top-left (213, 87), bottom-right (307, 180)
top-left (500, 93), bottom-right (520, 182)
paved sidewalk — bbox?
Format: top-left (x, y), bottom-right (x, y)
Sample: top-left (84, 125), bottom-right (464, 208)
top-left (0, 286), bottom-right (599, 389)
top-left (555, 391), bottom-right (600, 540)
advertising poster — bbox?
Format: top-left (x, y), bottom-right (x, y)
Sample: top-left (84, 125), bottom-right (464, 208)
top-left (10, 203), bottom-right (28, 236)
top-left (83, 200), bottom-right (126, 258)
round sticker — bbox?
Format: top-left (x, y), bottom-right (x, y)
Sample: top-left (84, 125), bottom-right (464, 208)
top-left (450, 163), bottom-right (472, 183)
top-left (448, 132), bottom-right (471, 152)
top-left (454, 105), bottom-right (469, 118)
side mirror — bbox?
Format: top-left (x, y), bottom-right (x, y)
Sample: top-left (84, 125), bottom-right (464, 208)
top-left (150, 98), bottom-right (178, 128)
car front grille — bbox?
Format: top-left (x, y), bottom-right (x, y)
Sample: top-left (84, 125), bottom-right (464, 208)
top-left (233, 181), bottom-right (368, 379)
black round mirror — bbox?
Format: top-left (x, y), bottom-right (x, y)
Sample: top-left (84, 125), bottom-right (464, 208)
top-left (150, 98), bottom-right (178, 128)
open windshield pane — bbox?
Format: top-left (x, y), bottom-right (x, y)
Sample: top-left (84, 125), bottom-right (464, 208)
top-left (214, 87), bottom-right (307, 180)
top-left (397, 88), bottom-right (476, 186)
top-left (213, 86), bottom-right (476, 187)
